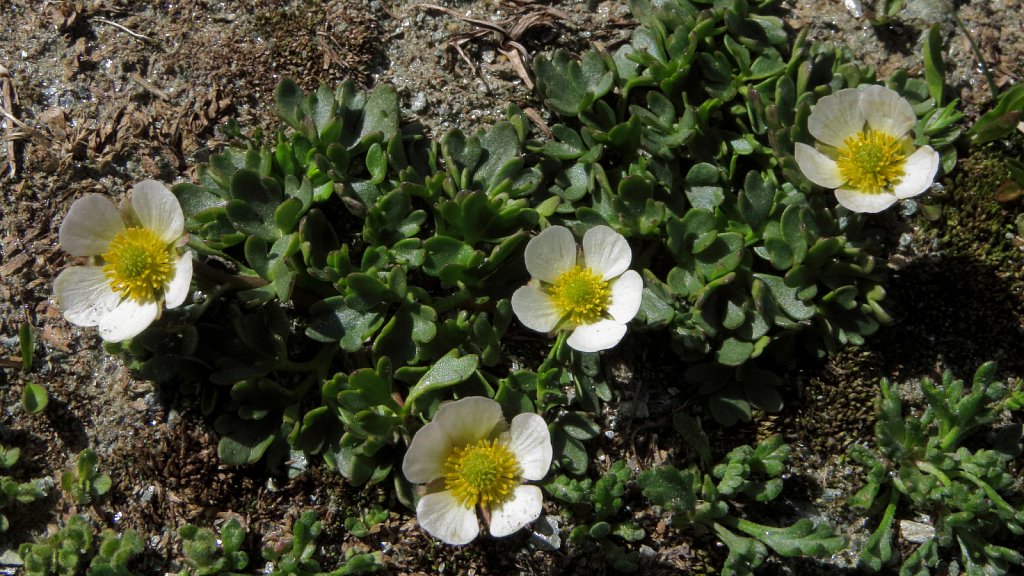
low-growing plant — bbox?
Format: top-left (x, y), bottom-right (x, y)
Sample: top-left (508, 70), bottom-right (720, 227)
top-left (530, 0), bottom-right (960, 423)
top-left (61, 448), bottom-right (112, 506)
top-left (19, 515), bottom-right (95, 576)
top-left (639, 420), bottom-right (844, 576)
top-left (967, 84), bottom-right (1024, 146)
top-left (543, 460), bottom-right (646, 572)
top-left (343, 506), bottom-right (389, 538)
top-left (0, 443), bottom-right (48, 533)
top-left (85, 529), bottom-right (145, 576)
top-left (19, 515), bottom-right (143, 576)
top-left (43, 0), bottom-right (999, 559)
top-left (178, 511), bottom-right (383, 576)
top-left (849, 362), bottom-right (1024, 575)
top-left (261, 510), bottom-right (383, 576)
top-left (83, 0), bottom-right (965, 505)
top-left (178, 518), bottom-right (249, 575)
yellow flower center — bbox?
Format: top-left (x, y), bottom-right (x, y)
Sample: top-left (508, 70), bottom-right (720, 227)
top-left (835, 129), bottom-right (906, 194)
top-left (549, 265), bottom-right (611, 326)
top-left (443, 439), bottom-right (520, 509)
top-left (102, 227), bottom-right (174, 303)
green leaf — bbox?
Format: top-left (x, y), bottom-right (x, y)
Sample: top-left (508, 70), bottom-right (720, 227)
top-left (215, 415), bottom-right (278, 465)
top-left (708, 383), bottom-right (752, 426)
top-left (21, 383), bottom-right (48, 414)
top-left (744, 374), bottom-right (783, 413)
top-left (359, 83), bottom-right (401, 142)
top-left (19, 324), bottom-right (34, 372)
top-left (672, 413), bottom-right (712, 469)
top-left (589, 521), bottom-right (612, 538)
top-left (753, 273), bottom-right (814, 321)
top-left (275, 78), bottom-right (305, 130)
top-left (696, 233), bottom-right (743, 281)
top-left (423, 236), bottom-right (482, 285)
top-left (638, 466), bottom-right (697, 515)
top-left (551, 430), bottom-right (588, 475)
top-left (373, 301), bottom-right (437, 366)
top-left (685, 163), bottom-right (724, 209)
top-left (922, 24), bottom-right (945, 107)
top-left (534, 49), bottom-right (614, 117)
top-left (541, 475), bottom-right (593, 504)
top-left (557, 412), bottom-right (602, 441)
top-left (306, 296), bottom-right (385, 352)
top-left (968, 85), bottom-right (1024, 145)
top-left (739, 171), bottom-right (773, 232)
top-left (717, 338), bottom-right (754, 366)
top-left (405, 350), bottom-right (479, 409)
top-left (736, 518), bottom-right (845, 558)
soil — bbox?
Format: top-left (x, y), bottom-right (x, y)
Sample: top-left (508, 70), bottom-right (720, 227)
top-left (1, 0), bottom-right (1023, 574)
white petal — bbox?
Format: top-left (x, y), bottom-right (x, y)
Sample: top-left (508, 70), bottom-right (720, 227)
top-left (416, 491), bottom-right (480, 545)
top-left (524, 226), bottom-right (576, 283)
top-left (507, 413), bottom-right (552, 481)
top-left (403, 420), bottom-right (453, 484)
top-left (794, 143), bottom-right (845, 189)
top-left (582, 225), bottom-right (632, 280)
top-left (97, 299), bottom-right (160, 342)
top-left (834, 188), bottom-right (899, 214)
top-left (607, 270), bottom-right (642, 324)
top-left (511, 285), bottom-right (561, 333)
top-left (59, 194), bottom-right (125, 256)
top-left (53, 266), bottom-right (120, 327)
top-left (860, 84), bottom-right (916, 138)
top-left (164, 253), bottom-right (193, 309)
top-left (807, 89), bottom-right (866, 148)
top-left (567, 319), bottom-right (627, 352)
top-left (435, 397), bottom-right (503, 447)
top-left (488, 485), bottom-right (543, 538)
top-left (131, 180), bottom-right (184, 244)
top-left (893, 146), bottom-right (939, 199)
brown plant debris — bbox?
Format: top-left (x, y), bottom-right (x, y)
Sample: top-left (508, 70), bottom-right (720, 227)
top-left (418, 1), bottom-right (572, 89)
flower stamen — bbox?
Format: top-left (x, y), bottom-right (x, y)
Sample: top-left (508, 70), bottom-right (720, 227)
top-left (549, 265), bottom-right (611, 326)
top-left (443, 439), bottom-right (520, 509)
top-left (835, 129), bottom-right (906, 195)
top-left (102, 227), bottom-right (174, 303)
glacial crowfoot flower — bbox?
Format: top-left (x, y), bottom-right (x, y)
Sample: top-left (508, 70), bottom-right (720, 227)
top-left (54, 180), bottom-right (192, 342)
top-left (511, 225), bottom-right (642, 352)
top-left (402, 397), bottom-right (552, 545)
top-left (794, 84), bottom-right (939, 213)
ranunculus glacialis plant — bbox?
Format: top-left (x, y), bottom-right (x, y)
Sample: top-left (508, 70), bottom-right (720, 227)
top-left (794, 84), bottom-right (939, 213)
top-left (402, 397), bottom-right (552, 545)
top-left (511, 225), bottom-right (642, 352)
top-left (54, 180), bottom-right (192, 342)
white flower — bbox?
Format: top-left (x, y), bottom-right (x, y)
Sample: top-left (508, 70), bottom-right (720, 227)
top-left (794, 84), bottom-right (940, 213)
top-left (54, 180), bottom-right (192, 342)
top-left (402, 397), bottom-right (552, 545)
top-left (511, 225), bottom-right (642, 352)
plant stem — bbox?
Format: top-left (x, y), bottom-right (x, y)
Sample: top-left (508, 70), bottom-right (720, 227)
top-left (916, 460), bottom-right (953, 487)
top-left (535, 331), bottom-right (568, 412)
top-left (862, 487), bottom-right (899, 562)
top-left (960, 469), bottom-right (1017, 516)
top-left (953, 13), bottom-right (998, 101)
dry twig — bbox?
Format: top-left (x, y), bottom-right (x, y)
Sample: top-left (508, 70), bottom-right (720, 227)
top-left (93, 17), bottom-right (155, 44)
top-left (128, 72), bottom-right (171, 101)
top-left (1, 64), bottom-right (19, 178)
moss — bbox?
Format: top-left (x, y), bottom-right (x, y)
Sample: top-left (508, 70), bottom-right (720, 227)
top-left (936, 145), bottom-right (1024, 273)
